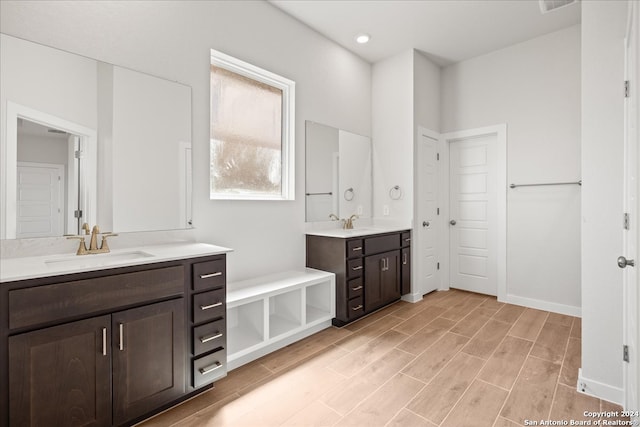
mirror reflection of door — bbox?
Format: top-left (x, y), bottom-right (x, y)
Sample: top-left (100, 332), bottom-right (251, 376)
top-left (16, 118), bottom-right (81, 238)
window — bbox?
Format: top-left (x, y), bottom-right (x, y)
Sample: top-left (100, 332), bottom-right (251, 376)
top-left (210, 49), bottom-right (295, 200)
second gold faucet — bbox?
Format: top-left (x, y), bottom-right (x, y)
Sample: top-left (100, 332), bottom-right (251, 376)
top-left (67, 223), bottom-right (118, 255)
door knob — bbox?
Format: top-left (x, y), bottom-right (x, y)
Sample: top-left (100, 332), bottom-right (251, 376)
top-left (423, 221), bottom-right (430, 227)
top-left (618, 256), bottom-right (635, 268)
top-left (450, 220), bottom-right (457, 226)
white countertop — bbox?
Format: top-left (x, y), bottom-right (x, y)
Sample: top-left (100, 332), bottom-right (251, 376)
top-left (305, 226), bottom-right (410, 238)
top-left (0, 242), bottom-right (232, 283)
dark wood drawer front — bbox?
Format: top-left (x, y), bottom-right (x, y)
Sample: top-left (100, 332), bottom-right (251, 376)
top-left (193, 259), bottom-right (226, 291)
top-left (193, 318), bottom-right (225, 356)
top-left (401, 232), bottom-right (411, 247)
top-left (347, 258), bottom-right (364, 278)
top-left (348, 297), bottom-right (364, 320)
top-left (346, 239), bottom-right (363, 258)
top-left (364, 234), bottom-right (401, 255)
top-left (9, 266), bottom-right (184, 330)
top-left (193, 289), bottom-right (225, 324)
top-left (347, 277), bottom-right (364, 299)
top-left (193, 349), bottom-right (226, 388)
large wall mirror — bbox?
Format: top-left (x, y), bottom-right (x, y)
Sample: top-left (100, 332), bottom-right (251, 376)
top-left (0, 34), bottom-right (192, 239)
top-left (305, 121), bottom-right (372, 222)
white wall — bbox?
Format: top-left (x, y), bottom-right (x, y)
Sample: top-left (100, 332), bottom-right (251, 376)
top-left (414, 50), bottom-right (441, 133)
top-left (441, 25), bottom-right (582, 315)
top-left (0, 1), bottom-right (372, 282)
top-left (372, 50), bottom-right (414, 224)
top-left (580, 0), bottom-right (628, 404)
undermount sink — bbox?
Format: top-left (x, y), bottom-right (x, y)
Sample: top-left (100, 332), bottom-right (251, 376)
top-left (44, 250), bottom-right (155, 268)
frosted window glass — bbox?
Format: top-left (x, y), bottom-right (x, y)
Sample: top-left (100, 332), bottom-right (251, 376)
top-left (210, 65), bottom-right (283, 196)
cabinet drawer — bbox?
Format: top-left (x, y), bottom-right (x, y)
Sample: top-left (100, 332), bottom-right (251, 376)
top-left (347, 277), bottom-right (364, 299)
top-left (346, 239), bottom-right (363, 258)
top-left (193, 259), bottom-right (226, 291)
top-left (193, 318), bottom-right (226, 356)
top-left (364, 234), bottom-right (401, 255)
top-left (9, 266), bottom-right (184, 330)
top-left (348, 297), bottom-right (364, 320)
top-left (193, 289), bottom-right (225, 324)
top-left (193, 349), bottom-right (227, 388)
top-left (401, 231), bottom-right (411, 247)
top-left (347, 258), bottom-right (364, 278)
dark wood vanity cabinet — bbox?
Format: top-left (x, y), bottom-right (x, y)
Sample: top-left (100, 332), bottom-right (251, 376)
top-left (1, 254), bottom-right (227, 427)
top-left (306, 230), bottom-right (411, 326)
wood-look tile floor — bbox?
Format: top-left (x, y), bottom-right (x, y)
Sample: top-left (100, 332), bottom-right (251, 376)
top-left (139, 290), bottom-right (626, 427)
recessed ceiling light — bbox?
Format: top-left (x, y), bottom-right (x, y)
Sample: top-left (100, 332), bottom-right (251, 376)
top-left (355, 34), bottom-right (370, 44)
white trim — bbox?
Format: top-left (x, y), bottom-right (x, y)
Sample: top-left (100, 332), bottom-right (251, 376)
top-left (440, 124), bottom-right (508, 300)
top-left (504, 293), bottom-right (581, 317)
top-left (4, 102), bottom-right (97, 239)
top-left (210, 49), bottom-right (295, 201)
top-left (579, 368), bottom-right (625, 405)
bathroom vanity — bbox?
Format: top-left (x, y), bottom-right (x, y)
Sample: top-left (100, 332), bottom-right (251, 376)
top-left (0, 242), bottom-right (231, 427)
top-left (306, 228), bottom-right (411, 326)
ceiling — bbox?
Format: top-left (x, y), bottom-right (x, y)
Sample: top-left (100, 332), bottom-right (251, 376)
top-left (269, 0), bottom-right (581, 66)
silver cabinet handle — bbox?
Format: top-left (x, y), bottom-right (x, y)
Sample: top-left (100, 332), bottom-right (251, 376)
top-left (352, 305), bottom-right (363, 311)
top-left (618, 256), bottom-right (635, 268)
top-left (352, 265), bottom-right (363, 271)
top-left (351, 285), bottom-right (363, 291)
top-left (200, 302), bottom-right (223, 310)
top-left (352, 246), bottom-right (362, 252)
top-left (118, 323), bottom-right (124, 351)
top-left (102, 328), bottom-right (107, 356)
top-left (200, 333), bottom-right (223, 344)
top-left (450, 220), bottom-right (457, 226)
top-left (200, 272), bottom-right (222, 279)
top-left (199, 361), bottom-right (223, 375)
top-left (405, 237), bottom-right (411, 242)
top-left (403, 253), bottom-right (407, 265)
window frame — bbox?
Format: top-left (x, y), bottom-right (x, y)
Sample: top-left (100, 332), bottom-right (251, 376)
top-left (209, 49), bottom-right (295, 201)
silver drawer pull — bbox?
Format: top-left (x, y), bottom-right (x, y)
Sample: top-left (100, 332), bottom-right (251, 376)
top-left (200, 272), bottom-right (223, 279)
top-left (200, 302), bottom-right (223, 310)
top-left (403, 253), bottom-right (407, 265)
top-left (352, 305), bottom-right (363, 311)
top-left (102, 328), bottom-right (107, 356)
top-left (200, 332), bottom-right (223, 343)
top-left (119, 323), bottom-right (124, 351)
top-left (199, 361), bottom-right (223, 375)
top-left (351, 285), bottom-right (363, 291)
top-left (405, 238), bottom-right (411, 242)
top-left (352, 246), bottom-right (362, 251)
top-left (352, 265), bottom-right (363, 271)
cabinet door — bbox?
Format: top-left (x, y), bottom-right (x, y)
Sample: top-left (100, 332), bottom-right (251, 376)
top-left (9, 316), bottom-right (111, 427)
top-left (401, 247), bottom-right (411, 295)
top-left (382, 250), bottom-right (401, 303)
top-left (112, 298), bottom-right (186, 425)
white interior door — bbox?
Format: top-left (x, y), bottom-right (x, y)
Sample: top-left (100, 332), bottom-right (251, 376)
top-left (623, 0), bottom-right (639, 413)
top-left (417, 129), bottom-right (440, 295)
top-left (449, 135), bottom-right (498, 296)
top-left (16, 162), bottom-right (64, 238)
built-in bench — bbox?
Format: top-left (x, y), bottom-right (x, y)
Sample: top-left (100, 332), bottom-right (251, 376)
top-left (226, 268), bottom-right (335, 370)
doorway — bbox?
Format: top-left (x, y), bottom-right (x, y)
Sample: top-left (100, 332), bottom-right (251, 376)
top-left (441, 125), bottom-right (507, 299)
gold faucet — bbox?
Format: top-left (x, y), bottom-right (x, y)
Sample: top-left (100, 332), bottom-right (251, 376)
top-left (67, 224), bottom-right (118, 255)
top-left (328, 213), bottom-right (359, 230)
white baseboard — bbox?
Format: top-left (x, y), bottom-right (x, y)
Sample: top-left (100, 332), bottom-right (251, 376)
top-left (502, 294), bottom-right (582, 317)
top-left (578, 368), bottom-right (624, 405)
top-left (402, 292), bottom-right (423, 303)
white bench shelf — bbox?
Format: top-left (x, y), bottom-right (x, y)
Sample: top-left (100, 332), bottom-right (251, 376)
top-left (226, 268), bottom-right (335, 370)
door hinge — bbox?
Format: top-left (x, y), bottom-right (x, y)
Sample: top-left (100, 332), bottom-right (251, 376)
top-left (623, 345), bottom-right (630, 362)
top-left (625, 80), bottom-right (630, 98)
top-left (74, 150), bottom-right (83, 159)
top-left (624, 213), bottom-right (630, 230)
top-left (74, 209), bottom-right (83, 219)
top-left (437, 262), bottom-right (440, 270)
top-left (437, 153), bottom-right (440, 161)
top-left (437, 208), bottom-right (440, 215)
